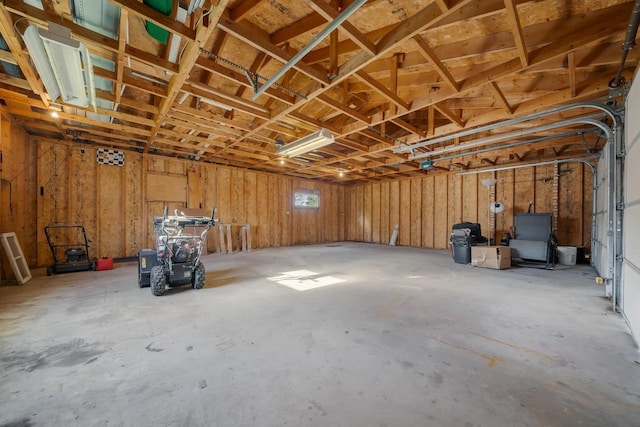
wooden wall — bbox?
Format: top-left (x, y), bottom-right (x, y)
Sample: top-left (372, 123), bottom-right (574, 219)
top-left (0, 113), bottom-right (37, 281)
top-left (23, 138), bottom-right (345, 268)
top-left (345, 164), bottom-right (593, 250)
top-left (0, 126), bottom-right (594, 278)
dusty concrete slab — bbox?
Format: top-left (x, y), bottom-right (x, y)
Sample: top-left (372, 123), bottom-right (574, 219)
top-left (1, 243), bottom-right (639, 426)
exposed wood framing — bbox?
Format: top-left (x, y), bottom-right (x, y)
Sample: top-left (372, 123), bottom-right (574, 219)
top-left (0, 0), bottom-right (634, 183)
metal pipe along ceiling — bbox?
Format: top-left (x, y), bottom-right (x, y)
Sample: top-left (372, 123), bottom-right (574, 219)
top-left (409, 116), bottom-right (614, 161)
top-left (456, 157), bottom-right (597, 176)
top-left (610, 0), bottom-right (640, 88)
top-left (395, 101), bottom-right (621, 153)
top-left (430, 128), bottom-right (600, 164)
top-left (251, 0), bottom-right (367, 100)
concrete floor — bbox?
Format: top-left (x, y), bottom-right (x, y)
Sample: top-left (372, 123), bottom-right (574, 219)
top-left (1, 242), bottom-right (639, 427)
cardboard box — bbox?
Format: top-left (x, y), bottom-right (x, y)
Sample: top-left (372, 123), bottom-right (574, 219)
top-left (471, 246), bottom-right (511, 270)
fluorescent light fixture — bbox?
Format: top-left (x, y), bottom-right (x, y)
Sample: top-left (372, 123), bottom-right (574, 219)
top-left (131, 71), bottom-right (167, 86)
top-left (177, 92), bottom-right (189, 104)
top-left (179, 128), bottom-right (197, 143)
top-left (198, 97), bottom-right (233, 111)
top-left (22, 22), bottom-right (96, 110)
top-left (275, 120), bottom-right (296, 131)
top-left (167, 7), bottom-right (188, 63)
top-left (275, 128), bottom-right (334, 157)
top-left (188, 0), bottom-right (205, 15)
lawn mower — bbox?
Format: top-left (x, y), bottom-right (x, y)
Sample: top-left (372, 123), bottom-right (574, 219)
top-left (138, 207), bottom-right (216, 296)
top-left (44, 224), bottom-right (95, 275)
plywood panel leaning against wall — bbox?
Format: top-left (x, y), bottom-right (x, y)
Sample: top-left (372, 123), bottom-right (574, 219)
top-left (0, 114), bottom-right (36, 282)
top-left (399, 180), bottom-right (411, 246)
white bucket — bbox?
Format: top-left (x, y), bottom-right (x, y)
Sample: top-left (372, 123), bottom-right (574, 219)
top-left (557, 246), bottom-right (577, 266)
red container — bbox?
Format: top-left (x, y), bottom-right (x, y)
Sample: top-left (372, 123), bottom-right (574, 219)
top-left (96, 257), bottom-right (114, 271)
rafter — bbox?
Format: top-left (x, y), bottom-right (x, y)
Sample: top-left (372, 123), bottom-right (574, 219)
top-left (148, 0), bottom-right (230, 148)
top-left (317, 94), bottom-right (371, 124)
top-left (355, 70), bottom-right (410, 111)
top-left (307, 0), bottom-right (376, 56)
top-left (413, 35), bottom-right (459, 91)
top-left (434, 103), bottom-right (464, 127)
top-left (568, 51), bottom-right (577, 98)
top-left (195, 57), bottom-right (294, 105)
top-left (488, 81), bottom-right (513, 114)
top-left (391, 118), bottom-right (425, 137)
top-left (503, 0), bottom-right (528, 67)
top-left (216, 14), bottom-right (331, 85)
top-left (0, 0), bottom-right (634, 183)
top-left (107, 0), bottom-right (196, 41)
top-left (230, 0), bottom-right (264, 21)
top-left (0, 3), bottom-right (49, 105)
top-left (434, 0), bottom-right (449, 12)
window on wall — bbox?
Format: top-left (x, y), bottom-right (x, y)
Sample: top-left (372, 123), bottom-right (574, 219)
top-left (294, 191), bottom-right (320, 208)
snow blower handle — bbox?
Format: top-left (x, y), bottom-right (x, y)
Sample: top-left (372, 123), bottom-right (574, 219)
top-left (210, 207), bottom-right (216, 224)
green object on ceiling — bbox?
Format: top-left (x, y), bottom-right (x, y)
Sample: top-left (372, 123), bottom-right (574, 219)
top-left (143, 0), bottom-right (172, 44)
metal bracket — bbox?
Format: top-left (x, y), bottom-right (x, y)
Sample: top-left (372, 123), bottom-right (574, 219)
top-left (244, 70), bottom-right (259, 92)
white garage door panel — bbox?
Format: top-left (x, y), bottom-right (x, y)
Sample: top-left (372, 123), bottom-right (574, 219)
top-left (628, 77), bottom-right (640, 144)
top-left (627, 99), bottom-right (640, 148)
top-left (624, 76), bottom-right (640, 344)
top-left (622, 264), bottom-right (640, 338)
top-left (624, 205), bottom-right (640, 266)
top-left (625, 147), bottom-right (640, 202)
top-left (594, 156), bottom-right (609, 278)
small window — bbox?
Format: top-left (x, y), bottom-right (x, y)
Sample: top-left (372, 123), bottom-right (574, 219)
top-left (294, 191), bottom-right (320, 208)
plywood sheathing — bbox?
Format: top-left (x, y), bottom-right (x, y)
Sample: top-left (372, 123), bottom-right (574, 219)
top-left (346, 164), bottom-right (592, 250)
top-left (25, 137), bottom-right (345, 264)
top-left (0, 113), bottom-right (36, 281)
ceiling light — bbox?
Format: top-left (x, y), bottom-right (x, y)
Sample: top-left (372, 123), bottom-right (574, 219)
top-left (339, 169), bottom-right (344, 177)
top-left (275, 128), bottom-right (334, 158)
top-left (51, 111), bottom-right (59, 118)
top-left (22, 22), bottom-right (96, 110)
top-left (131, 71), bottom-right (167, 86)
top-left (275, 120), bottom-right (296, 131)
top-left (177, 92), bottom-right (189, 104)
top-left (280, 159), bottom-right (285, 165)
top-left (179, 128), bottom-right (197, 142)
top-left (167, 7), bottom-right (188, 63)
top-left (198, 97), bottom-right (233, 111)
